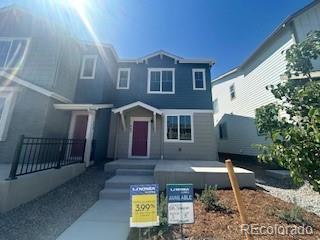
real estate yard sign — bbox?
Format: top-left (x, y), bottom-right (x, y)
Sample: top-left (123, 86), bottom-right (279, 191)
top-left (130, 184), bottom-right (159, 228)
top-left (167, 184), bottom-right (194, 224)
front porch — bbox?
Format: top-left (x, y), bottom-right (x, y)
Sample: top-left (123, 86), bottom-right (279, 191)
top-left (104, 159), bottom-right (256, 191)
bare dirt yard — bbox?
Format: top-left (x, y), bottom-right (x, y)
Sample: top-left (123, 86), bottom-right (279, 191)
top-left (129, 189), bottom-right (320, 240)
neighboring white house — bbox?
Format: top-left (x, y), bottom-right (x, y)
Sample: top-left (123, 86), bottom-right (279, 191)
top-left (212, 0), bottom-right (320, 156)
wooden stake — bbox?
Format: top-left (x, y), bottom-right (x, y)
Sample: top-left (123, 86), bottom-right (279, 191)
top-left (225, 159), bottom-right (253, 240)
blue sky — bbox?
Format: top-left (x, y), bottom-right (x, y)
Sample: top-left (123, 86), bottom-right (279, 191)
top-left (0, 0), bottom-right (313, 78)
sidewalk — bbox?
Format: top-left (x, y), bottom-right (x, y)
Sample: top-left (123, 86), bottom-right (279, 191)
top-left (57, 199), bottom-right (130, 240)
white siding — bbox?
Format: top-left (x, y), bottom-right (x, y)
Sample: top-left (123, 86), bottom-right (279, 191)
top-left (294, 3), bottom-right (320, 70)
top-left (212, 28), bottom-right (294, 156)
top-left (213, 2), bottom-right (320, 156)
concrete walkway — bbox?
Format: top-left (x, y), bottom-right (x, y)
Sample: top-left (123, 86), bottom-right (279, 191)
top-left (57, 199), bottom-right (130, 240)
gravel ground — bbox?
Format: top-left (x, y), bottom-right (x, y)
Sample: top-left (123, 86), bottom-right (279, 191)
top-left (0, 165), bottom-right (109, 240)
top-left (227, 157), bottom-right (320, 217)
top-left (257, 182), bottom-right (320, 217)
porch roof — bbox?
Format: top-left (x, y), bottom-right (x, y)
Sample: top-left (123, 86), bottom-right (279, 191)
top-left (54, 104), bottom-right (114, 111)
top-left (112, 101), bottom-right (162, 115)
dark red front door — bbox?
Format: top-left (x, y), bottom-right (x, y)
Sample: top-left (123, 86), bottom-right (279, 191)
top-left (131, 121), bottom-right (148, 157)
top-left (71, 115), bottom-right (88, 157)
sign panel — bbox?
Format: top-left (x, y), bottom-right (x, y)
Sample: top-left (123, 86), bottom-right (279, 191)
top-left (167, 184), bottom-right (194, 224)
top-left (130, 184), bottom-right (159, 228)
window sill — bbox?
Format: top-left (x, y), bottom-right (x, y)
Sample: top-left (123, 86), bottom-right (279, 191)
top-left (193, 88), bottom-right (206, 91)
top-left (147, 91), bottom-right (175, 94)
top-left (164, 140), bottom-right (194, 143)
top-left (116, 87), bottom-right (130, 90)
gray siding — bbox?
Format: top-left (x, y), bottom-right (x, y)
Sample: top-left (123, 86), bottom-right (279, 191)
top-left (93, 109), bottom-right (111, 161)
top-left (107, 110), bottom-right (217, 161)
top-left (75, 45), bottom-right (118, 104)
top-left (42, 100), bottom-right (70, 138)
top-left (53, 38), bottom-right (81, 100)
top-left (0, 83), bottom-right (50, 163)
top-left (163, 113), bottom-right (217, 161)
top-left (0, 7), bottom-right (80, 101)
top-left (107, 107), bottom-right (162, 159)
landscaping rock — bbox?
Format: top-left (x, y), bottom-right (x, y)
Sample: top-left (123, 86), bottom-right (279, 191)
top-left (0, 165), bottom-right (109, 240)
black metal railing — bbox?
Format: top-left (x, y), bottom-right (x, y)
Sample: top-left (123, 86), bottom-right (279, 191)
top-left (7, 135), bottom-right (86, 180)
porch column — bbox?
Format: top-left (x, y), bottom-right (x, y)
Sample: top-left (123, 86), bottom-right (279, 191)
top-left (84, 110), bottom-right (96, 167)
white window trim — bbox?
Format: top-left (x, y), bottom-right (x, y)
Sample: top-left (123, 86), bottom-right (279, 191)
top-left (80, 55), bottom-right (97, 79)
top-left (116, 68), bottom-right (131, 89)
top-left (192, 69), bottom-right (206, 90)
top-left (0, 37), bottom-right (31, 70)
top-left (0, 87), bottom-right (17, 141)
top-left (164, 113), bottom-right (194, 143)
top-left (147, 68), bottom-right (175, 94)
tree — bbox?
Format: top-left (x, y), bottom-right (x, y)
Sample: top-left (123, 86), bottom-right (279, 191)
top-left (255, 31), bottom-right (320, 192)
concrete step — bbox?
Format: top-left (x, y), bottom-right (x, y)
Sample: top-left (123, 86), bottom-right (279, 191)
top-left (99, 188), bottom-right (129, 200)
top-left (104, 160), bottom-right (157, 173)
top-left (105, 175), bottom-right (154, 188)
top-left (116, 168), bottom-right (154, 176)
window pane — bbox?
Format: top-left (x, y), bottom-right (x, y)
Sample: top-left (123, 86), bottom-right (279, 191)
top-left (119, 71), bottom-right (128, 88)
top-left (0, 97), bottom-right (6, 119)
top-left (83, 58), bottom-right (95, 77)
top-left (0, 41), bottom-right (11, 68)
top-left (230, 84), bottom-right (235, 99)
top-left (179, 115), bottom-right (191, 140)
top-left (167, 116), bottom-right (178, 139)
top-left (195, 71), bottom-right (204, 88)
top-left (150, 71), bottom-right (160, 91)
top-left (162, 70), bottom-right (173, 92)
top-left (6, 40), bottom-right (27, 68)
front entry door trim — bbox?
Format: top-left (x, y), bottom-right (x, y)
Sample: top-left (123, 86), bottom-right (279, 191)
top-left (128, 117), bottom-right (151, 159)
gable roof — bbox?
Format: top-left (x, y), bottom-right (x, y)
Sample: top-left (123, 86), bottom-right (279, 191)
top-left (212, 0), bottom-right (320, 83)
top-left (118, 50), bottom-right (214, 65)
top-left (112, 101), bottom-right (162, 115)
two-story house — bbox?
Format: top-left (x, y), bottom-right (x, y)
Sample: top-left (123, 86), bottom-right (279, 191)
top-left (0, 5), bottom-right (218, 169)
top-left (56, 46), bottom-right (218, 163)
top-left (211, 0), bottom-right (320, 158)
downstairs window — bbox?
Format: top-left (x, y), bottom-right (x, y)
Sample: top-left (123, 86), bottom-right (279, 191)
top-left (165, 114), bottom-right (193, 142)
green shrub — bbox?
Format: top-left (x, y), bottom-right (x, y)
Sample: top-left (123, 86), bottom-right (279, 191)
top-left (277, 205), bottom-right (313, 226)
top-left (199, 185), bottom-right (232, 213)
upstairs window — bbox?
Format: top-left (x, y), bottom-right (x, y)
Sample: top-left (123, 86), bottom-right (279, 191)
top-left (117, 68), bottom-right (130, 89)
top-left (0, 38), bottom-right (29, 69)
top-left (192, 69), bottom-right (206, 90)
top-left (213, 98), bottom-right (219, 114)
top-left (80, 55), bottom-right (97, 79)
top-left (229, 83), bottom-right (236, 100)
top-left (165, 114), bottom-right (193, 142)
top-left (148, 68), bottom-right (175, 94)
